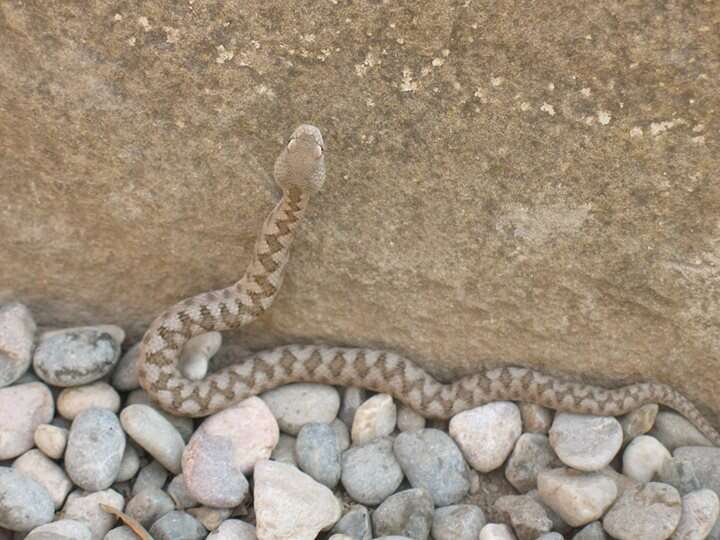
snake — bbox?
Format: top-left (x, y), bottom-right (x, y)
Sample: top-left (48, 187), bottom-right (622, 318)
top-left (138, 124), bottom-right (720, 447)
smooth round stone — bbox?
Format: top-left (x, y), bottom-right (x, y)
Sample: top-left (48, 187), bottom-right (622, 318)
top-left (572, 521), bottom-right (607, 540)
top-left (125, 389), bottom-right (194, 441)
top-left (33, 325), bottom-right (124, 386)
top-left (121, 404), bottom-right (185, 474)
top-left (132, 460), bottom-right (168, 496)
top-left (397, 404), bottom-right (426, 432)
top-left (602, 482), bottom-right (681, 540)
top-left (331, 418), bottom-right (350, 451)
top-left (63, 489), bottom-right (125, 540)
top-left (519, 403), bottom-right (553, 434)
top-left (183, 398), bottom-right (276, 507)
top-left (339, 387), bottom-right (366, 427)
top-left (13, 449), bottom-right (72, 509)
top-left (0, 382), bottom-right (54, 459)
top-left (179, 332), bottom-right (221, 380)
top-left (0, 303), bottom-right (36, 388)
top-left (649, 411), bottom-right (712, 450)
top-left (394, 428), bottom-right (470, 506)
top-left (207, 519), bottom-right (257, 539)
top-left (329, 535), bottom-right (353, 540)
top-left (186, 506), bottom-right (231, 531)
top-left (111, 343), bottom-right (141, 391)
top-left (125, 487), bottom-right (175, 528)
top-left (65, 408), bottom-right (126, 491)
top-left (57, 382), bottom-right (120, 419)
top-left (537, 467), bottom-right (618, 527)
top-left (432, 505), bottom-right (486, 540)
top-left (372, 488), bottom-right (434, 540)
top-left (654, 457), bottom-right (701, 495)
top-left (167, 474), bottom-right (197, 510)
top-left (149, 511), bottom-right (207, 540)
top-left (261, 383), bottom-right (340, 435)
top-left (549, 413), bottom-right (622, 471)
top-left (622, 435), bottom-right (671, 482)
top-left (295, 422), bottom-right (341, 488)
top-left (254, 460), bottom-right (342, 540)
top-left (537, 534), bottom-right (563, 540)
top-left (449, 402), bottom-right (522, 473)
top-left (270, 433), bottom-right (297, 466)
top-left (0, 467), bottom-right (54, 532)
top-left (479, 524), bottom-right (517, 540)
top-left (115, 444), bottom-right (140, 482)
top-left (619, 404), bottom-right (658, 443)
top-left (341, 437), bottom-right (403, 505)
top-left (672, 489), bottom-right (719, 539)
top-left (104, 526), bottom-right (139, 539)
top-left (526, 488), bottom-right (573, 536)
top-left (494, 495), bottom-right (552, 540)
top-left (673, 447), bottom-right (720, 494)
top-left (33, 424), bottom-right (68, 460)
top-left (332, 505), bottom-right (372, 540)
top-left (351, 393), bottom-right (397, 445)
top-left (505, 433), bottom-right (561, 493)
top-left (25, 519), bottom-right (92, 540)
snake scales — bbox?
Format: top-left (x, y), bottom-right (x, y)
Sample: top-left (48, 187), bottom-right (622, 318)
top-left (138, 124), bottom-right (720, 446)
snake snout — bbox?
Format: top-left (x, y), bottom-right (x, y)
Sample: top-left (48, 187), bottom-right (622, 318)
top-left (274, 124), bottom-right (326, 193)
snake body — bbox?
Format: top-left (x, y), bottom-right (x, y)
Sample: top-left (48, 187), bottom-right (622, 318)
top-left (138, 124), bottom-right (720, 446)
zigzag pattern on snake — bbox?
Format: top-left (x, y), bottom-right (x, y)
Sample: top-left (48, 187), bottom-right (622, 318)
top-left (138, 124), bottom-right (720, 446)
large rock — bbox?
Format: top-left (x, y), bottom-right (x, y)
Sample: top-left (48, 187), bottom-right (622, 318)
top-left (1, 2), bottom-right (720, 425)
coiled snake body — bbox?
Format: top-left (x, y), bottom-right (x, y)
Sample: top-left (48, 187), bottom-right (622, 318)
top-left (138, 124), bottom-right (720, 446)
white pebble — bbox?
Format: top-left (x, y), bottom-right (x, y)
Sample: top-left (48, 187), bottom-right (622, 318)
top-left (671, 489), bottom-right (719, 539)
top-left (352, 393), bottom-right (397, 445)
top-left (549, 413), bottom-right (622, 471)
top-left (206, 518), bottom-right (257, 539)
top-left (57, 381), bottom-right (121, 419)
top-left (25, 519), bottom-right (92, 540)
top-left (13, 449), bottom-right (72, 509)
top-left (179, 331), bottom-right (222, 380)
top-left (0, 303), bottom-right (36, 388)
top-left (0, 382), bottom-right (54, 459)
top-left (622, 435), bottom-right (671, 482)
top-left (120, 404), bottom-right (185, 474)
top-left (111, 342), bottom-right (141, 391)
top-left (261, 383), bottom-right (340, 435)
top-left (0, 467), bottom-right (55, 532)
top-left (479, 523), bottom-right (517, 539)
top-left (34, 423), bottom-right (68, 460)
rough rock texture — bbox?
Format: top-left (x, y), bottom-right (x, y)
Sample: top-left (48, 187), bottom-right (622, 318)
top-left (1, 2), bottom-right (719, 424)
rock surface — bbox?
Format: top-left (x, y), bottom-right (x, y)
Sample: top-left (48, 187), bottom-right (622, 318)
top-left (0, 302), bottom-right (36, 388)
top-left (2, 1), bottom-right (720, 423)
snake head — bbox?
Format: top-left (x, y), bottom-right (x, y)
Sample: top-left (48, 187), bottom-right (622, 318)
top-left (274, 124), bottom-right (326, 193)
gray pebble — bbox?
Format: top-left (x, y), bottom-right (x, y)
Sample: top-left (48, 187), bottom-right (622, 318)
top-left (271, 434), bottom-right (297, 466)
top-left (104, 526), bottom-right (139, 539)
top-left (115, 444), bottom-right (140, 483)
top-left (494, 495), bottom-right (552, 540)
top-left (649, 411), bottom-right (713, 451)
top-left (132, 460), bottom-right (168, 496)
top-left (25, 519), bottom-right (92, 540)
top-left (0, 303), bottom-right (36, 388)
top-left (571, 521), bottom-right (606, 540)
top-left (397, 404), bottom-right (426, 433)
top-left (206, 519), bottom-right (257, 539)
top-left (13, 449), bottom-right (72, 509)
top-left (125, 487), bottom-right (175, 528)
top-left (62, 488), bottom-right (125, 540)
top-left (339, 386), bottom-right (366, 427)
top-left (537, 534), bottom-right (564, 540)
top-left (602, 482), bottom-right (681, 540)
top-left (654, 456), bottom-right (701, 495)
top-left (431, 504), bottom-right (486, 540)
top-left (619, 404), bottom-right (658, 443)
top-left (295, 422), bottom-right (341, 488)
top-left (341, 437), bottom-right (403, 505)
top-left (0, 467), bottom-right (54, 532)
top-left (167, 474), bottom-right (197, 509)
top-left (0, 382), bottom-right (54, 460)
top-left (672, 488), bottom-right (719, 539)
top-left (65, 408), bottom-right (126, 491)
top-left (505, 433), bottom-right (561, 493)
top-left (549, 413), bottom-right (622, 472)
top-left (149, 511), bottom-right (207, 540)
top-left (120, 404), bottom-right (185, 474)
top-left (332, 418), bottom-right (351, 451)
top-left (261, 383), bottom-right (340, 435)
top-left (673, 446), bottom-right (720, 494)
top-left (393, 428), bottom-right (470, 506)
top-left (33, 326), bottom-right (123, 386)
top-left (332, 505), bottom-right (372, 540)
top-left (111, 342), bottom-right (141, 391)
top-left (186, 506), bottom-right (232, 531)
top-left (372, 488), bottom-right (434, 540)
top-left (125, 389), bottom-right (194, 441)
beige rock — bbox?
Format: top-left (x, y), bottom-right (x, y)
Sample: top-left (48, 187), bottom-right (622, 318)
top-left (57, 381), bottom-right (121, 419)
top-left (0, 382), bottom-right (54, 459)
top-left (0, 303), bottom-right (36, 388)
top-left (351, 393), bottom-right (397, 445)
top-left (13, 449), bottom-right (72, 509)
top-left (33, 423), bottom-right (68, 460)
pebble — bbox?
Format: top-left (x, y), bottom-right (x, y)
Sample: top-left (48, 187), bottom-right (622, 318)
top-left (111, 342), bottom-right (141, 391)
top-left (449, 401), bottom-right (522, 473)
top-left (537, 534), bottom-right (563, 540)
top-left (261, 383), bottom-right (340, 435)
top-left (25, 519), bottom-right (93, 540)
top-left (270, 433), bottom-right (297, 465)
top-left (341, 437), bottom-right (403, 505)
top-left (602, 482), bottom-right (681, 540)
top-left (672, 489), bottom-right (719, 539)
top-left (649, 411), bottom-right (712, 450)
top-left (57, 381), bottom-right (121, 419)
top-left (479, 523), bottom-right (517, 540)
top-left (549, 413), bottom-right (622, 471)
top-left (621, 435), bottom-right (671, 482)
top-left (619, 404), bottom-right (658, 443)
top-left (125, 389), bottom-right (195, 441)
top-left (65, 408), bottom-right (126, 491)
top-left (526, 489), bottom-right (573, 536)
top-left (654, 457), bottom-right (701, 495)
top-left (505, 433), bottom-right (560, 493)
top-left (332, 417), bottom-right (351, 451)
top-left (186, 506), bottom-right (232, 531)
top-left (104, 526), bottom-right (139, 540)
top-left (33, 325), bottom-right (124, 386)
top-left (431, 504), bottom-right (486, 540)
top-left (519, 403), bottom-right (553, 434)
top-left (33, 423), bottom-right (68, 460)
top-left (115, 444), bottom-right (140, 482)
top-left (253, 460), bottom-right (342, 540)
top-left (339, 386), bottom-right (366, 427)
top-left (179, 332), bottom-right (222, 380)
top-left (183, 397), bottom-right (277, 504)
top-left (537, 467), bottom-right (618, 527)
top-left (149, 510), bottom-right (207, 540)
top-left (62, 488), bottom-right (125, 540)
top-left (132, 460), bottom-right (168, 496)
top-left (207, 519), bottom-right (257, 539)
top-left (125, 487), bottom-right (176, 528)
top-left (397, 404), bottom-right (426, 432)
top-left (0, 303), bottom-right (36, 388)
top-left (572, 521), bottom-right (607, 540)
top-left (167, 474), bottom-right (197, 509)
top-left (121, 404), bottom-right (185, 473)
top-left (372, 488), bottom-right (434, 540)
top-left (295, 422), bottom-right (341, 488)
top-left (13, 449), bottom-right (72, 509)
top-left (673, 447), bottom-right (720, 494)
top-left (0, 382), bottom-right (54, 459)
top-left (494, 495), bottom-right (552, 540)
top-left (351, 393), bottom-right (397, 445)
top-left (394, 428), bottom-right (470, 506)
top-left (332, 505), bottom-right (372, 540)
top-left (0, 467), bottom-right (54, 532)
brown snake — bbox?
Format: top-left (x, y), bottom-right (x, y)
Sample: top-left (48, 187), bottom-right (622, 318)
top-left (138, 124), bottom-right (720, 446)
